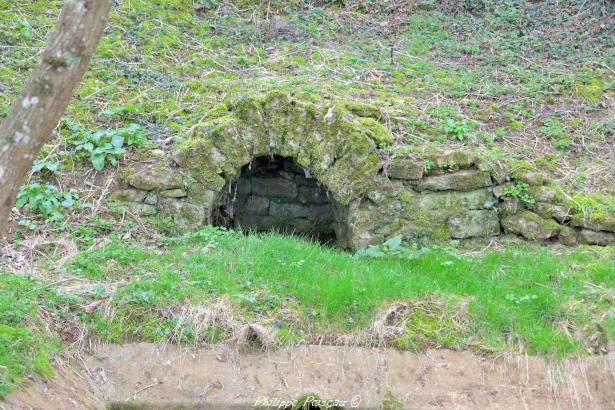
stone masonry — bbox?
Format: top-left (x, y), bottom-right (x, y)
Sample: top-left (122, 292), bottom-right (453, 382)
top-left (108, 91), bottom-right (615, 250)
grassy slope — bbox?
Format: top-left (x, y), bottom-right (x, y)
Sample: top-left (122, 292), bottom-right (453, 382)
top-left (1, 1), bottom-right (614, 193)
top-left (0, 226), bottom-right (613, 398)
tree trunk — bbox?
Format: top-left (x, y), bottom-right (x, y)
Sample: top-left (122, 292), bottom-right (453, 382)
top-left (0, 0), bottom-right (112, 237)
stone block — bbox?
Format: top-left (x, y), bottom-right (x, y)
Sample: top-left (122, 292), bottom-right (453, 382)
top-left (429, 150), bottom-right (477, 169)
top-left (558, 226), bottom-right (578, 246)
top-left (448, 210), bottom-right (500, 239)
top-left (158, 198), bottom-right (205, 228)
top-left (531, 202), bottom-right (571, 223)
top-left (245, 195), bottom-right (270, 216)
top-left (498, 197), bottom-right (522, 215)
top-left (235, 214), bottom-right (276, 232)
top-left (118, 202), bottom-right (157, 217)
top-left (387, 158), bottom-right (424, 180)
top-left (527, 185), bottom-right (558, 202)
top-left (416, 170), bottom-right (492, 192)
top-left (571, 213), bottom-right (615, 233)
top-left (252, 177), bottom-right (298, 198)
top-left (237, 178), bottom-right (252, 196)
top-left (501, 211), bottom-right (561, 240)
top-left (107, 188), bottom-right (147, 203)
top-left (578, 229), bottom-right (615, 245)
top-left (298, 186), bottom-right (329, 204)
top-left (513, 169), bottom-right (551, 186)
top-left (127, 163), bottom-right (184, 191)
top-left (143, 192), bottom-right (158, 205)
top-left (187, 184), bottom-right (217, 206)
top-left (416, 188), bottom-right (494, 210)
top-left (160, 189), bottom-right (187, 198)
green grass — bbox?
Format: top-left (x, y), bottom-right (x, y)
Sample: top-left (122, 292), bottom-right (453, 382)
top-left (1, 227), bottom-right (613, 397)
top-left (0, 274), bottom-right (60, 398)
top-left (68, 227), bottom-right (615, 358)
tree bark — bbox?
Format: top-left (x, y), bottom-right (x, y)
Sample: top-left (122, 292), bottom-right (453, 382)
top-left (0, 0), bottom-right (112, 237)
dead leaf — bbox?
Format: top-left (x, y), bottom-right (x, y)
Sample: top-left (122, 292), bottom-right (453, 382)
top-left (84, 300), bottom-right (104, 313)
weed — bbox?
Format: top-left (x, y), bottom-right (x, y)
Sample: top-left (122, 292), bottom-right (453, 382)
top-left (16, 183), bottom-right (79, 222)
top-left (439, 118), bottom-right (472, 142)
top-left (65, 120), bottom-right (148, 171)
top-left (503, 181), bottom-right (536, 204)
top-left (539, 119), bottom-right (571, 150)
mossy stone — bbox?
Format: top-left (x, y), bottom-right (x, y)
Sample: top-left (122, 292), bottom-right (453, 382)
top-left (126, 162), bottom-right (184, 191)
top-left (387, 157), bottom-right (424, 180)
top-left (357, 117), bottom-right (393, 147)
top-left (417, 170), bottom-right (492, 192)
top-left (448, 210), bottom-right (500, 239)
top-left (501, 211), bottom-right (561, 240)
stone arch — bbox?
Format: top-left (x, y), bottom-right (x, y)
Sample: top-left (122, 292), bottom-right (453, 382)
top-left (171, 91), bottom-right (391, 248)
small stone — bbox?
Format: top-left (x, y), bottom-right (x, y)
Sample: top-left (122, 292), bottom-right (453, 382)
top-left (127, 163), bottom-right (183, 191)
top-left (245, 195), bottom-right (270, 216)
top-left (160, 188), bottom-right (187, 198)
top-left (501, 211), bottom-right (561, 240)
top-left (527, 185), bottom-right (558, 202)
top-left (416, 188), bottom-right (494, 210)
top-left (158, 198), bottom-right (205, 228)
top-left (531, 202), bottom-right (571, 222)
top-left (387, 158), bottom-right (424, 180)
top-left (578, 229), bottom-right (615, 245)
top-left (416, 170), bottom-right (492, 192)
top-left (558, 226), bottom-right (578, 246)
top-left (478, 160), bottom-right (509, 184)
top-left (120, 202), bottom-right (157, 217)
top-left (448, 210), bottom-right (500, 239)
top-left (492, 183), bottom-right (515, 198)
top-left (107, 188), bottom-right (146, 203)
top-left (143, 192), bottom-right (158, 205)
top-left (514, 169), bottom-right (551, 186)
top-left (252, 177), bottom-right (298, 198)
top-left (498, 197), bottom-right (522, 215)
top-left (297, 186), bottom-right (328, 204)
top-left (429, 150), bottom-right (477, 169)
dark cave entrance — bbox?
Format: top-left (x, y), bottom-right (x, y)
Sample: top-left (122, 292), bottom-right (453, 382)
top-left (211, 156), bottom-right (344, 246)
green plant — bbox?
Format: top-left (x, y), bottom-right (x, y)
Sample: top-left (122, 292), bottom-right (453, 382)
top-left (503, 182), bottom-right (535, 204)
top-left (31, 160), bottom-right (59, 176)
top-left (16, 183), bottom-right (79, 222)
top-left (440, 118), bottom-right (471, 142)
top-left (66, 120), bottom-right (147, 171)
top-left (355, 235), bottom-right (458, 260)
top-left (539, 118), bottom-right (571, 150)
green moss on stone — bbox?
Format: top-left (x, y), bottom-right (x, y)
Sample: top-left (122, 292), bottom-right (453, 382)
top-left (357, 117), bottom-right (393, 147)
top-left (343, 100), bottom-right (382, 119)
top-left (206, 103), bottom-right (230, 120)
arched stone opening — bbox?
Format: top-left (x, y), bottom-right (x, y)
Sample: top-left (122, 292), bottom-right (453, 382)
top-left (211, 155), bottom-right (346, 246)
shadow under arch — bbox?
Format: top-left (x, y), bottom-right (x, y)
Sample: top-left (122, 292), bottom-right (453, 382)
top-left (210, 155), bottom-right (349, 247)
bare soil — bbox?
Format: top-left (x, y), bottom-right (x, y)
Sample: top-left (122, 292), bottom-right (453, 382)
top-left (5, 344), bottom-right (615, 409)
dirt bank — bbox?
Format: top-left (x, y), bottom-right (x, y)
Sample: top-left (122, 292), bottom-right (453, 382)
top-left (5, 344), bottom-right (615, 409)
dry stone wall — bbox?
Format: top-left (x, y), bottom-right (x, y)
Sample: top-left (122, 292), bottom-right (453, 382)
top-left (109, 91), bottom-right (615, 250)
